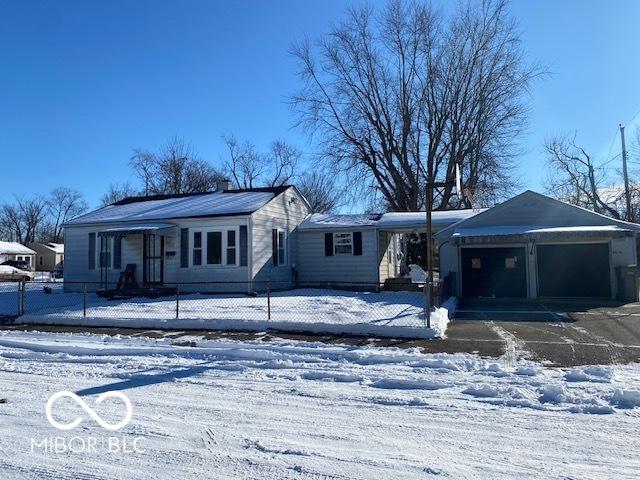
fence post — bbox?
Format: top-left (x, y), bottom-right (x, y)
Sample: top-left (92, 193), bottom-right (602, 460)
top-left (17, 281), bottom-right (22, 316)
top-left (176, 284), bottom-right (180, 319)
top-left (267, 282), bottom-right (271, 320)
top-left (83, 283), bottom-right (87, 318)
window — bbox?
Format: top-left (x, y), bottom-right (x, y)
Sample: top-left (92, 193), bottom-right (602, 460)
top-left (192, 228), bottom-right (239, 267)
top-left (278, 231), bottom-right (286, 265)
top-left (334, 233), bottom-right (352, 254)
top-left (207, 232), bottom-right (222, 265)
top-left (193, 232), bottom-right (202, 265)
top-left (99, 237), bottom-right (112, 268)
top-left (227, 230), bottom-right (236, 265)
top-left (39, 256), bottom-right (43, 266)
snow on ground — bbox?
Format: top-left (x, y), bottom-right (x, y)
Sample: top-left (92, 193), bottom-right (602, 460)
top-left (0, 331), bottom-right (638, 479)
top-left (2, 282), bottom-right (452, 339)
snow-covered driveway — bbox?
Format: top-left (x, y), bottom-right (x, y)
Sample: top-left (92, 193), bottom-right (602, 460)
top-left (0, 331), bottom-right (639, 479)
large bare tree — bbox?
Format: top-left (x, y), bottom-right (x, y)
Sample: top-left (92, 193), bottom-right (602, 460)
top-left (222, 135), bottom-right (300, 189)
top-left (0, 196), bottom-right (49, 244)
top-left (130, 136), bottom-right (225, 195)
top-left (544, 135), bottom-right (621, 219)
top-left (297, 169), bottom-right (346, 213)
top-left (42, 187), bottom-right (88, 242)
top-left (291, 0), bottom-right (541, 212)
top-left (99, 182), bottom-right (139, 207)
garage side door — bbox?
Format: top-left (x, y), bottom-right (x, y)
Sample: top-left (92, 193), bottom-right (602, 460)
top-left (461, 247), bottom-right (527, 298)
top-left (537, 243), bottom-right (611, 298)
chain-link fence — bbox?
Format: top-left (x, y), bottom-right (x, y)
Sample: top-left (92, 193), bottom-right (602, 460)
top-left (0, 279), bottom-right (444, 338)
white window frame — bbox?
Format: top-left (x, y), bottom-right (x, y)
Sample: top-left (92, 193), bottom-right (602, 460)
top-left (191, 227), bottom-right (239, 268)
top-left (277, 230), bottom-right (287, 266)
top-left (334, 232), bottom-right (353, 255)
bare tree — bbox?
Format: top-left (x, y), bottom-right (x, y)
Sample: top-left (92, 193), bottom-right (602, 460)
top-left (291, 0), bottom-right (541, 212)
top-left (100, 182), bottom-right (139, 207)
top-left (544, 135), bottom-right (621, 219)
top-left (42, 187), bottom-right (88, 242)
top-left (130, 136), bottom-right (225, 195)
top-left (297, 169), bottom-right (346, 213)
top-left (222, 135), bottom-right (300, 188)
top-left (0, 197), bottom-right (48, 244)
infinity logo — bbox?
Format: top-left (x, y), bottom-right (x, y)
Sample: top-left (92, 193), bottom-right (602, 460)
top-left (45, 391), bottom-right (133, 431)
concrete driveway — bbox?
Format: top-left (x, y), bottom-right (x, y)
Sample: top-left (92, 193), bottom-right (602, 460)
top-left (437, 298), bottom-right (640, 366)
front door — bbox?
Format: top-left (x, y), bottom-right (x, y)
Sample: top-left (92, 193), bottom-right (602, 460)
top-left (143, 234), bottom-right (164, 286)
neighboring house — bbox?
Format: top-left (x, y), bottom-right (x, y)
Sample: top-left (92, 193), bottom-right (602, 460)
top-left (436, 190), bottom-right (640, 301)
top-left (63, 184), bottom-right (312, 293)
top-left (28, 242), bottom-right (64, 272)
top-left (0, 241), bottom-right (36, 269)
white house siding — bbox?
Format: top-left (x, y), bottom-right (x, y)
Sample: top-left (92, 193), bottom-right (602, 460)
top-left (378, 232), bottom-right (401, 283)
top-left (251, 189), bottom-right (311, 291)
top-left (297, 229), bottom-right (379, 287)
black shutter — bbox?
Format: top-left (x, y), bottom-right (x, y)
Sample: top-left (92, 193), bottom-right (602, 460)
top-left (353, 231), bottom-right (362, 256)
top-left (88, 233), bottom-right (96, 270)
top-left (180, 228), bottom-right (189, 268)
top-left (324, 233), bottom-right (333, 256)
top-left (272, 229), bottom-right (278, 266)
top-left (113, 236), bottom-right (122, 269)
top-left (239, 225), bottom-right (248, 266)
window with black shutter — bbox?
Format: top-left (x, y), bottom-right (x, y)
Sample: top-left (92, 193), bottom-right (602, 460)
top-left (324, 233), bottom-right (333, 256)
top-left (180, 228), bottom-right (189, 268)
top-left (272, 229), bottom-right (278, 266)
top-left (239, 226), bottom-right (248, 266)
top-left (113, 236), bottom-right (122, 269)
top-left (88, 232), bottom-right (96, 269)
top-left (353, 232), bottom-right (362, 256)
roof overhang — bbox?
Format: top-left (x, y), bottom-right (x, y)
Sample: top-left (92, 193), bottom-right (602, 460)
top-left (97, 222), bottom-right (177, 237)
top-left (451, 225), bottom-right (636, 245)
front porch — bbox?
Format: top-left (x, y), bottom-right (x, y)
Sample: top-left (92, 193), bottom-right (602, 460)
top-left (97, 222), bottom-right (177, 295)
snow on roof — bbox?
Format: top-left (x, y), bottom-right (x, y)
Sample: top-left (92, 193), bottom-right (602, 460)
top-left (65, 187), bottom-right (290, 226)
top-left (452, 225), bottom-right (634, 238)
top-left (298, 209), bottom-right (484, 231)
top-left (377, 210), bottom-right (485, 229)
top-left (0, 241), bottom-right (36, 255)
top-left (299, 214), bottom-right (382, 230)
top-left (48, 243), bottom-right (64, 254)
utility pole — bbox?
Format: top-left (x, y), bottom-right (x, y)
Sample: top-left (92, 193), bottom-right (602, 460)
top-left (620, 124), bottom-right (632, 221)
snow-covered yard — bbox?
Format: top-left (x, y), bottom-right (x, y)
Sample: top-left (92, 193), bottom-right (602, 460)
top-left (0, 330), bottom-right (638, 479)
top-left (2, 282), bottom-right (452, 339)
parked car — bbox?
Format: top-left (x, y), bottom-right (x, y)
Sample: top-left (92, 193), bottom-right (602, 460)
top-left (0, 259), bottom-right (31, 271)
top-left (0, 265), bottom-right (35, 282)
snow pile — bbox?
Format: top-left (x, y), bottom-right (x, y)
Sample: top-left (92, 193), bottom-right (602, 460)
top-left (11, 284), bottom-right (454, 340)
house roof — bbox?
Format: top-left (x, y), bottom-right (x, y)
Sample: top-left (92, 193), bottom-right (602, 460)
top-left (0, 241), bottom-right (36, 255)
top-left (376, 210), bottom-right (485, 230)
top-left (436, 190), bottom-right (640, 241)
top-left (298, 209), bottom-right (482, 231)
top-left (64, 186), bottom-right (297, 226)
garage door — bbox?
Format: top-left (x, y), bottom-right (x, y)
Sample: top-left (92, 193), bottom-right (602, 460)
top-left (537, 243), bottom-right (611, 298)
top-left (461, 247), bottom-right (527, 298)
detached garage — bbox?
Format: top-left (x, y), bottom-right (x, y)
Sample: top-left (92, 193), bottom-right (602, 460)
top-left (437, 191), bottom-right (640, 301)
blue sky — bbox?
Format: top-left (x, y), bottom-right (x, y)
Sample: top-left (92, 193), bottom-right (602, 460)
top-left (1, 0), bottom-right (639, 210)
